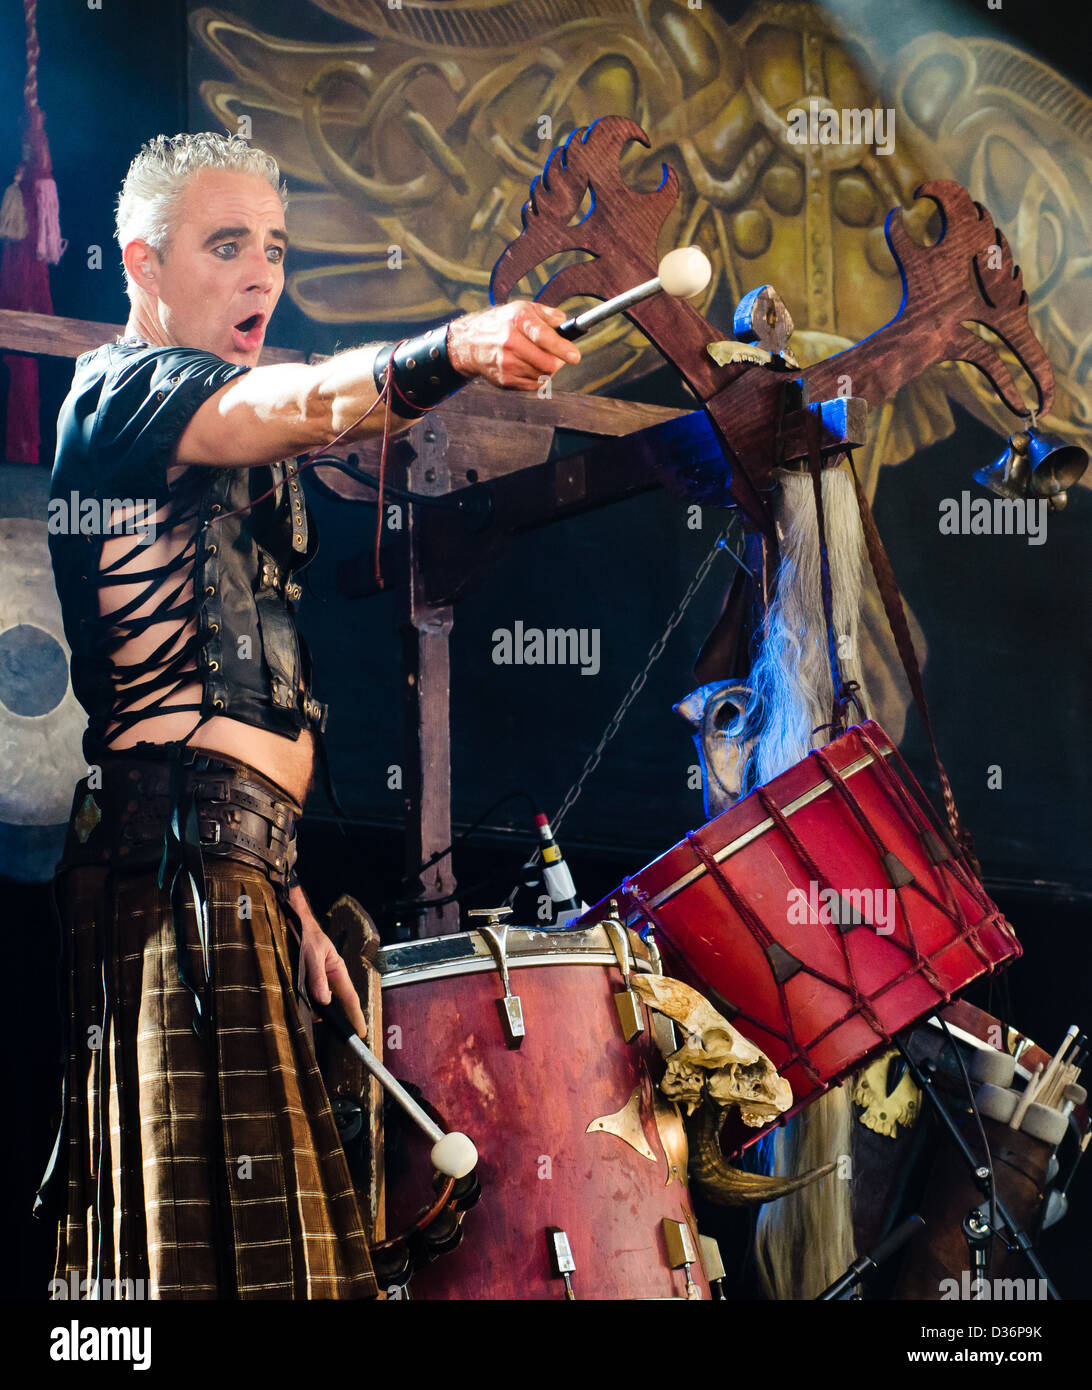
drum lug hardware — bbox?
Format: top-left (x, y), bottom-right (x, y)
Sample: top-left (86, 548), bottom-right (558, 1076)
top-left (604, 902), bottom-right (646, 1043)
top-left (546, 1227), bottom-right (577, 1300)
top-left (470, 906), bottom-right (525, 1048)
top-left (662, 1218), bottom-right (702, 1300)
top-left (698, 1234), bottom-right (726, 1299)
top-left (642, 926), bottom-right (678, 1055)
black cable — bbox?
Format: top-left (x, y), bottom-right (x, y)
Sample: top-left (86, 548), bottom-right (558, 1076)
top-left (308, 454), bottom-right (468, 508)
top-left (397, 791), bottom-right (540, 886)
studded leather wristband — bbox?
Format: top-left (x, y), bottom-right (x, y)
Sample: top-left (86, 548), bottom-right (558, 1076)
top-left (372, 323), bottom-right (469, 418)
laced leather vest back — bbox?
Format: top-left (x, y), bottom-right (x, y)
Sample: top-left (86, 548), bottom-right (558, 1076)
top-left (50, 342), bottom-right (328, 765)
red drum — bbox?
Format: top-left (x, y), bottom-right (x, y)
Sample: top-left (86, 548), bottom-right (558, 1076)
top-left (377, 924), bottom-right (712, 1300)
top-left (579, 721), bottom-right (1021, 1146)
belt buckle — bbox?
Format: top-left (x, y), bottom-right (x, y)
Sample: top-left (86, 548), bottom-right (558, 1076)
top-left (200, 819), bottom-right (222, 846)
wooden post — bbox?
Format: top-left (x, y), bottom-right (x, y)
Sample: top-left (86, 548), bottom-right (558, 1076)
top-left (399, 415), bottom-right (460, 938)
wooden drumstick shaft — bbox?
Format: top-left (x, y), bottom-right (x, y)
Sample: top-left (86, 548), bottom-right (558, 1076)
top-left (310, 992), bottom-right (444, 1143)
top-left (557, 247), bottom-right (711, 339)
top-left (1009, 1063), bottom-right (1043, 1130)
top-left (558, 276), bottom-right (661, 339)
top-left (1045, 1062), bottom-right (1081, 1109)
top-left (1037, 1025), bottom-right (1080, 1108)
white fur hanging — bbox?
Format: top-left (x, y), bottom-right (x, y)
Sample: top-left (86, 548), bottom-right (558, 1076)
top-left (746, 463), bottom-right (870, 1300)
top-left (741, 465), bottom-right (870, 791)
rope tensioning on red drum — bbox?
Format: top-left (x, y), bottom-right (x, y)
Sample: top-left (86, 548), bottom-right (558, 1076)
top-left (770, 740), bottom-right (1012, 1003)
top-left (850, 729), bottom-right (1020, 967)
top-left (622, 871), bottom-right (824, 1084)
top-left (751, 784), bottom-right (908, 1023)
top-left (815, 736), bottom-right (1011, 971)
top-left (803, 747), bottom-right (947, 994)
top-left (684, 812), bottom-right (971, 1072)
top-left (848, 728), bottom-right (979, 934)
top-left (807, 743), bottom-right (1007, 984)
top-left (630, 822), bottom-right (916, 1084)
top-left (858, 726), bottom-right (1013, 935)
top-left (743, 771), bottom-right (1000, 1058)
top-left (618, 874), bottom-right (785, 1050)
top-left (622, 731), bottom-right (1021, 1087)
top-left (682, 831), bottom-right (830, 1088)
top-left (686, 788), bottom-right (984, 1074)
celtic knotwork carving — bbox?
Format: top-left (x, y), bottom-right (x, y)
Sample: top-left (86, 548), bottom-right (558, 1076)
top-left (188, 0), bottom-right (1087, 463)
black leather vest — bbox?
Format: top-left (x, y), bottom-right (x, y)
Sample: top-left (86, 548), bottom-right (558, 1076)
top-left (191, 459), bottom-right (327, 737)
top-left (50, 345), bottom-right (327, 763)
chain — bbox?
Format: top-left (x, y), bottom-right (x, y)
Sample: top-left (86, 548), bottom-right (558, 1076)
top-left (505, 519), bottom-right (746, 905)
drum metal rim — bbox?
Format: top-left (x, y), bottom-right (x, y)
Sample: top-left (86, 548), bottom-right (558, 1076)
top-left (620, 749), bottom-right (889, 924)
top-left (377, 924), bottom-right (654, 989)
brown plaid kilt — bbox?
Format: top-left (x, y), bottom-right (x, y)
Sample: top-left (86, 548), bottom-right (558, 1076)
top-left (47, 854), bottom-right (377, 1299)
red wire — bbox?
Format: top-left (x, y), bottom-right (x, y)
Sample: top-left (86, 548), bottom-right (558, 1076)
top-left (204, 341), bottom-right (453, 586)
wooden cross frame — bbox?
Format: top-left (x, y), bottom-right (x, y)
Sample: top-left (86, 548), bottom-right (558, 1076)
top-left (0, 114), bottom-right (1055, 937)
top-left (0, 306), bottom-right (689, 937)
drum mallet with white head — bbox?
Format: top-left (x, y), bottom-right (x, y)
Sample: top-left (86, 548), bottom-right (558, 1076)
top-left (556, 246), bottom-right (711, 340)
top-left (310, 994), bottom-right (479, 1179)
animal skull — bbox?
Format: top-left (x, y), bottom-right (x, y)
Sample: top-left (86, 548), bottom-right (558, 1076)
top-left (631, 974), bottom-right (791, 1127)
top-left (674, 680), bottom-right (757, 816)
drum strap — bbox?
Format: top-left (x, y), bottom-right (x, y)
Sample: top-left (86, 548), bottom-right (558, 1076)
top-left (841, 451), bottom-right (976, 868)
top-left (798, 410), bottom-right (970, 863)
top-left (805, 415), bottom-right (863, 735)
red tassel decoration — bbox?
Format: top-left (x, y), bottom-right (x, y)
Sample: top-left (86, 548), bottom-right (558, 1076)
top-left (0, 1), bottom-right (64, 466)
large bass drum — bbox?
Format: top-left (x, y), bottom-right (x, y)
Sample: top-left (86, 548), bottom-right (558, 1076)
top-left (375, 923), bottom-right (712, 1300)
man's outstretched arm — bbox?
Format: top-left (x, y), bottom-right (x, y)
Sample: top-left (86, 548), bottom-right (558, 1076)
top-left (173, 301), bottom-right (580, 469)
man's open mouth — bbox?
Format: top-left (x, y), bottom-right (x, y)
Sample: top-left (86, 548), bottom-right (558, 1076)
top-left (232, 312), bottom-right (266, 351)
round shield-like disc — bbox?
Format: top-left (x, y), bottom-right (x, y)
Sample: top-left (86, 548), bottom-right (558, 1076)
top-left (0, 469), bottom-right (87, 881)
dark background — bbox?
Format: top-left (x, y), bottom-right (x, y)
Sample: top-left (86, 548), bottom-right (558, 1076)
top-left (0, 0), bottom-right (1088, 1301)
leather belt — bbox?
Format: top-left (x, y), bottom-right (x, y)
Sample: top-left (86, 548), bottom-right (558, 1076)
top-left (57, 750), bottom-right (300, 891)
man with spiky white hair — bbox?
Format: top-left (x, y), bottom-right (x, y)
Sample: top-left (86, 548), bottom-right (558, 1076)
top-left (38, 132), bottom-right (579, 1299)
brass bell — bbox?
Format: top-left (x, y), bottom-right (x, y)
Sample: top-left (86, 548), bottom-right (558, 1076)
top-left (974, 432), bottom-right (1030, 500)
top-left (974, 427), bottom-right (1088, 512)
top-left (1026, 429), bottom-right (1088, 511)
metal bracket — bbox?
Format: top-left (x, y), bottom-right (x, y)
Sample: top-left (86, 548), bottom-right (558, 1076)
top-left (470, 906), bottom-right (525, 1048)
top-left (604, 901), bottom-right (645, 1043)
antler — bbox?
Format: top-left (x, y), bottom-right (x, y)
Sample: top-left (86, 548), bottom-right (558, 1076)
top-left (491, 116), bottom-right (734, 405)
top-left (492, 131), bottom-right (1058, 531)
top-left (790, 180), bottom-right (1054, 423)
top-left (704, 181), bottom-right (1056, 507)
top-left (884, 180), bottom-right (1054, 418)
top-left (490, 118), bottom-right (672, 303)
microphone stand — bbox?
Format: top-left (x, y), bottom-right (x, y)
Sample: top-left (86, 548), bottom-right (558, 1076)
top-left (818, 1214), bottom-right (925, 1300)
top-left (893, 1036), bottom-right (1060, 1300)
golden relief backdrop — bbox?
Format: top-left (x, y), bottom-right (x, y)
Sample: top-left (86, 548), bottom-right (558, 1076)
top-left (188, 0), bottom-right (1091, 493)
top-left (187, 0), bottom-right (1091, 751)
